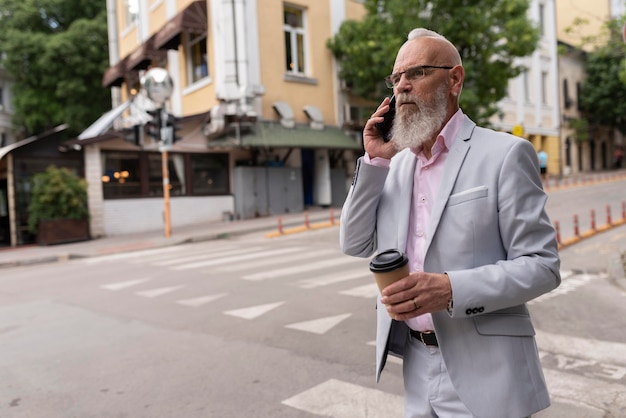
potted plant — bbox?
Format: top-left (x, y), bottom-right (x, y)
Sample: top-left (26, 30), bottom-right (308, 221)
top-left (27, 165), bottom-right (90, 245)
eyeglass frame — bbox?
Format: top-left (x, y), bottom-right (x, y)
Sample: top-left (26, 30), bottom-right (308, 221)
top-left (384, 65), bottom-right (454, 89)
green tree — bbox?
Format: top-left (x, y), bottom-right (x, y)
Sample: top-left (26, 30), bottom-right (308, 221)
top-left (0, 0), bottom-right (110, 137)
top-left (327, 0), bottom-right (540, 125)
top-left (578, 17), bottom-right (626, 135)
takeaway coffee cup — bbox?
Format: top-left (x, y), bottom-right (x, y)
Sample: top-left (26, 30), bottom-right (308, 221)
top-left (369, 249), bottom-right (409, 293)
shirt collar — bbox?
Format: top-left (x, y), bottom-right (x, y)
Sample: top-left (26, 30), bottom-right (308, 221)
top-left (411, 109), bottom-right (464, 156)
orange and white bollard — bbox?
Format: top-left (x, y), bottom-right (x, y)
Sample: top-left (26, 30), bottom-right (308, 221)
top-left (554, 220), bottom-right (561, 245)
top-left (590, 209), bottom-right (596, 230)
top-left (606, 205), bottom-right (612, 225)
top-left (277, 216), bottom-right (284, 234)
top-left (330, 208), bottom-right (335, 225)
top-left (573, 214), bottom-right (580, 237)
top-left (304, 211), bottom-right (310, 229)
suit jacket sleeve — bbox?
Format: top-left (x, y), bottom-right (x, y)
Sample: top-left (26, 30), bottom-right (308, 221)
top-left (339, 157), bottom-right (389, 258)
top-left (441, 137), bottom-right (561, 316)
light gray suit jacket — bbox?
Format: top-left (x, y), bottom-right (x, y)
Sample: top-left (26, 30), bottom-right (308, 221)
top-left (340, 115), bottom-right (561, 418)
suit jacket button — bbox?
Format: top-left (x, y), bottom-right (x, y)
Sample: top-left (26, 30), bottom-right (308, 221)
top-left (465, 308), bottom-right (473, 315)
top-left (478, 307), bottom-right (485, 313)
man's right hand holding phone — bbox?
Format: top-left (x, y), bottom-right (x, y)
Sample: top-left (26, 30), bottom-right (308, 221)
top-left (364, 96), bottom-right (397, 160)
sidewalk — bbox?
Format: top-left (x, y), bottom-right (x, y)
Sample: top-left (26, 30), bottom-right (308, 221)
top-left (0, 207), bottom-right (341, 269)
top-left (2, 168), bottom-right (625, 270)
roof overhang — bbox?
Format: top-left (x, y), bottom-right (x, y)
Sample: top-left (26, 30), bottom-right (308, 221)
top-left (78, 100), bottom-right (132, 140)
top-left (207, 122), bottom-right (362, 150)
top-left (102, 57), bottom-right (128, 88)
top-left (0, 124), bottom-right (69, 162)
top-left (154, 0), bottom-right (208, 50)
top-left (126, 34), bottom-right (167, 71)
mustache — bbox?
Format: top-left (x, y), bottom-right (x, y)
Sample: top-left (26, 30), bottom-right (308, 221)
top-left (395, 93), bottom-right (421, 106)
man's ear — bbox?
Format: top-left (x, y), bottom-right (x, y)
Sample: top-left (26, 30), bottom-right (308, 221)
top-left (449, 65), bottom-right (464, 97)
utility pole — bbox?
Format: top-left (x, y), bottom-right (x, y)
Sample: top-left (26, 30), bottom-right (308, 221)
top-left (142, 68), bottom-right (174, 238)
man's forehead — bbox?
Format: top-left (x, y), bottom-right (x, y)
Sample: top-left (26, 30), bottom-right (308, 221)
top-left (394, 38), bottom-right (438, 69)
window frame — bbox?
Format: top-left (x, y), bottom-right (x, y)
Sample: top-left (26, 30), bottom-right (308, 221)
top-left (283, 4), bottom-right (308, 76)
top-left (123, 0), bottom-right (139, 29)
top-left (185, 31), bottom-right (209, 86)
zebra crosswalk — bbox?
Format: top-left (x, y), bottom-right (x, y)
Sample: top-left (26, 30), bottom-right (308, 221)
top-left (83, 241), bottom-right (609, 346)
top-left (78, 240), bottom-right (623, 417)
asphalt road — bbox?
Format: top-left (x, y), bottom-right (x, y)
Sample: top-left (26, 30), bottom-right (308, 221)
top-left (1, 180), bottom-right (625, 418)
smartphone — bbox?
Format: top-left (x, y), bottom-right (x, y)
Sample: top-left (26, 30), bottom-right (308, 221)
top-left (375, 95), bottom-right (396, 142)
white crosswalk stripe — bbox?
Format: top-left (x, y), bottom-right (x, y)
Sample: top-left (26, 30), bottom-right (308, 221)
top-left (282, 379), bottom-right (404, 418)
top-left (223, 302), bottom-right (285, 319)
top-left (242, 256), bottom-right (363, 281)
top-left (176, 293), bottom-right (228, 307)
top-left (130, 243), bottom-right (242, 264)
top-left (100, 278), bottom-right (152, 290)
top-left (215, 248), bottom-right (338, 272)
top-left (285, 313), bottom-right (352, 334)
top-left (169, 247), bottom-right (302, 270)
top-left (151, 246), bottom-right (262, 266)
top-left (297, 268), bottom-right (369, 289)
top-left (136, 285), bottom-right (185, 298)
top-left (529, 270), bottom-right (606, 305)
top-left (339, 283), bottom-right (379, 298)
top-left (81, 246), bottom-right (185, 264)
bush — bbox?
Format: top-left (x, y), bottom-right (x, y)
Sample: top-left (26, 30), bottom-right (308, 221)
top-left (27, 166), bottom-right (89, 234)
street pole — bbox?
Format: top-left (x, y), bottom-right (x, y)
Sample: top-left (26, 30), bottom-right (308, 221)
top-left (142, 68), bottom-right (174, 238)
top-left (161, 147), bottom-right (171, 237)
top-left (160, 107), bottom-right (172, 238)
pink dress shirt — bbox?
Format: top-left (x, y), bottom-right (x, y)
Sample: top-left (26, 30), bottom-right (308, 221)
top-left (365, 109), bottom-right (464, 331)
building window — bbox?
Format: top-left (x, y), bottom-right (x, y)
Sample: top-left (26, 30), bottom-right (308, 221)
top-left (191, 154), bottom-right (229, 195)
top-left (102, 151), bottom-right (229, 199)
top-left (563, 79), bottom-right (571, 109)
top-left (124, 0), bottom-right (138, 28)
top-left (186, 32), bottom-right (208, 85)
top-left (283, 5), bottom-right (307, 75)
top-left (576, 82), bottom-right (582, 111)
top-left (102, 152), bottom-right (142, 198)
top-left (0, 132), bottom-right (6, 147)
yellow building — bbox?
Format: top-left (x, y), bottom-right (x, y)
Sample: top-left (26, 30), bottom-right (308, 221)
top-left (75, 0), bottom-right (367, 237)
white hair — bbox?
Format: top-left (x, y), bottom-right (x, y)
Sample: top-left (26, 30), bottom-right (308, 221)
top-left (407, 28), bottom-right (462, 66)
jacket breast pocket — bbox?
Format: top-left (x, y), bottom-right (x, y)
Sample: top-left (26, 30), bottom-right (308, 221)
top-left (447, 185), bottom-right (488, 207)
top-left (474, 313), bottom-right (535, 337)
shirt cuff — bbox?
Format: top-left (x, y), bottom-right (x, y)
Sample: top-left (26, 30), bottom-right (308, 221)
top-left (364, 152), bottom-right (391, 168)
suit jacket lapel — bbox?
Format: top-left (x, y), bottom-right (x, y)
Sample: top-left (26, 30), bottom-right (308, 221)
top-left (424, 116), bottom-right (476, 254)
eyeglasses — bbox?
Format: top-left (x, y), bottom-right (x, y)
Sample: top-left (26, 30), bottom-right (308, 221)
top-left (384, 65), bottom-right (454, 88)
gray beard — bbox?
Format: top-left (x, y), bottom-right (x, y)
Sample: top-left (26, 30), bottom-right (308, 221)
top-left (391, 86), bottom-right (448, 151)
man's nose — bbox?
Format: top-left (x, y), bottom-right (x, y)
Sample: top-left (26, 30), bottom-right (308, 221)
top-left (395, 74), bottom-right (412, 94)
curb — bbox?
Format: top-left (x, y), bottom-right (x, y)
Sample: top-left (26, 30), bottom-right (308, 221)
top-left (557, 219), bottom-right (626, 250)
top-left (0, 213), bottom-right (339, 269)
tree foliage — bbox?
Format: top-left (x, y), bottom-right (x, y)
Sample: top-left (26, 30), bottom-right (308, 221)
top-left (578, 17), bottom-right (626, 135)
top-left (0, 0), bottom-right (110, 137)
top-left (327, 0), bottom-right (540, 125)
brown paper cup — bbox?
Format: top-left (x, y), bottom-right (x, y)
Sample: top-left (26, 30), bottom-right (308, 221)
top-left (372, 263), bottom-right (410, 293)
top-left (369, 249), bottom-right (409, 293)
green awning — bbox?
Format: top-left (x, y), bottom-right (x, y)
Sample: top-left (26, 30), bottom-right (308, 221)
top-left (207, 122), bottom-right (362, 150)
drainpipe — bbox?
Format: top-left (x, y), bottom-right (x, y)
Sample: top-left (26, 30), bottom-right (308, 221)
top-left (106, 0), bottom-right (121, 107)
